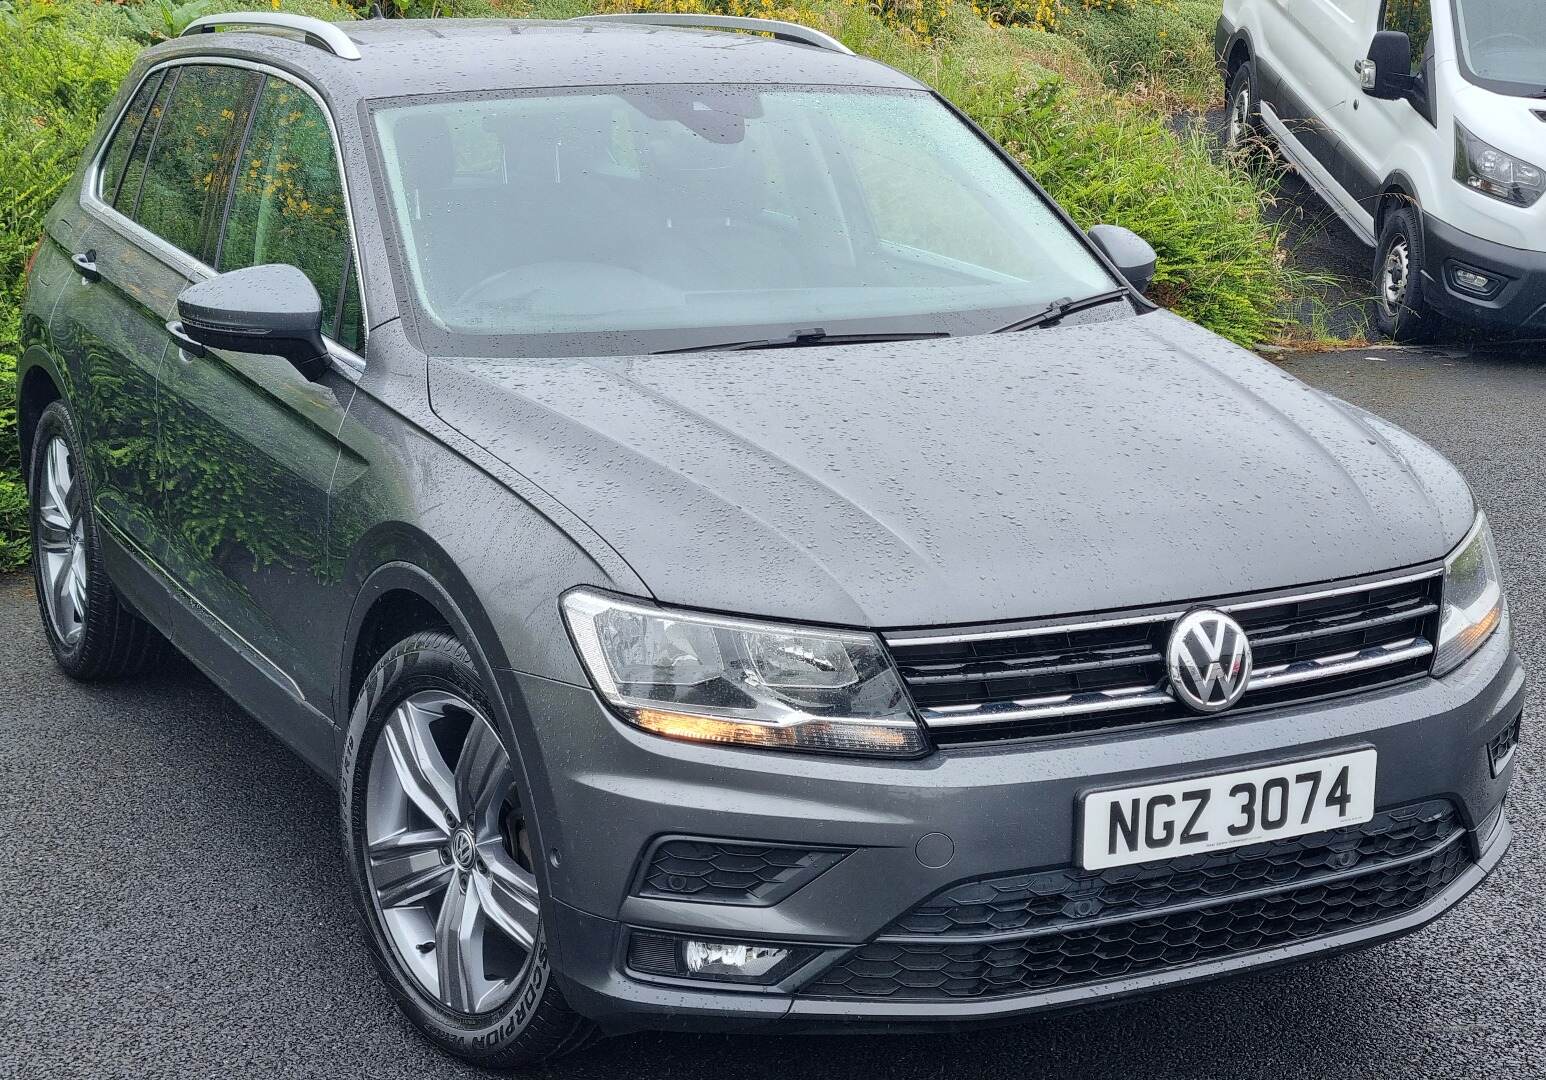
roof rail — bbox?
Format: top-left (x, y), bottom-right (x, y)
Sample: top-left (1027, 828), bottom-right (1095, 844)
top-left (180, 13), bottom-right (362, 61)
top-left (571, 13), bottom-right (853, 55)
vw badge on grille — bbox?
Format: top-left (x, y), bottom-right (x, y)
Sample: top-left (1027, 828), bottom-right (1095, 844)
top-left (1167, 609), bottom-right (1252, 714)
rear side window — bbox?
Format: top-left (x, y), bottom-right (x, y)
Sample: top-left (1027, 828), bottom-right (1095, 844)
top-left (218, 75), bottom-right (358, 345)
top-left (97, 71), bottom-right (165, 206)
top-left (131, 65), bottom-right (261, 260)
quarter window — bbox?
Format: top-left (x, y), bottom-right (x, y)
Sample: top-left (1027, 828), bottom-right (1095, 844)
top-left (97, 71), bottom-right (165, 206)
top-left (111, 72), bottom-right (178, 216)
top-left (218, 76), bottom-right (357, 344)
top-left (131, 65), bottom-right (262, 260)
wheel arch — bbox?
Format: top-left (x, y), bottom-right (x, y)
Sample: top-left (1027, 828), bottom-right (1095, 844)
top-left (17, 349), bottom-right (66, 487)
top-left (1376, 173), bottom-right (1423, 237)
top-left (1225, 32), bottom-right (1254, 83)
top-left (338, 537), bottom-right (516, 729)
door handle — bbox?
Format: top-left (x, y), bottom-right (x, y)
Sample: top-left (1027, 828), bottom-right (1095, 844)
top-left (165, 320), bottom-right (210, 360)
top-left (71, 250), bottom-right (100, 283)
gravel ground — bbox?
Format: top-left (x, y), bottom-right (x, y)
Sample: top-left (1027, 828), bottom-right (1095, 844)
top-left (1, 345), bottom-right (1541, 1079)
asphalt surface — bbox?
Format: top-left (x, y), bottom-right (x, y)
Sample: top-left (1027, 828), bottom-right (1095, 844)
top-left (3, 344), bottom-right (1544, 1079)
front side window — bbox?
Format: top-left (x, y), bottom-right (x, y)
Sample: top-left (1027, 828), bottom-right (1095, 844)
top-left (218, 75), bottom-right (358, 345)
top-left (1383, 0), bottom-right (1434, 73)
top-left (1452, 0), bottom-right (1546, 96)
top-left (371, 85), bottom-right (1118, 356)
top-left (132, 65), bottom-right (262, 260)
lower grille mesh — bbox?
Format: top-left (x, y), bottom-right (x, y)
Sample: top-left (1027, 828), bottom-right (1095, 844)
top-left (802, 803), bottom-right (1468, 1001)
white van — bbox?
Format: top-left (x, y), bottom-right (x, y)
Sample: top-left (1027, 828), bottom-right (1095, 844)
top-left (1217, 0), bottom-right (1546, 340)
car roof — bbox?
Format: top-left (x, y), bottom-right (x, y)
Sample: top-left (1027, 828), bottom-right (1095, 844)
top-left (160, 18), bottom-right (927, 98)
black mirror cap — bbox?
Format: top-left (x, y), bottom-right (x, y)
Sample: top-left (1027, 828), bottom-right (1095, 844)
top-left (1088, 224), bottom-right (1157, 295)
top-left (1365, 30), bottom-right (1416, 100)
top-left (177, 264), bottom-right (328, 378)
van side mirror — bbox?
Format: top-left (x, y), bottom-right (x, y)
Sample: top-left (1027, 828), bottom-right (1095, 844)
top-left (1088, 224), bottom-right (1157, 295)
top-left (1360, 30), bottom-right (1415, 101)
top-left (173, 264), bottom-right (328, 380)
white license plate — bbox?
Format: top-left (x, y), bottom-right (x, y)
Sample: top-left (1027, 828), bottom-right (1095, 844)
top-left (1080, 749), bottom-right (1377, 871)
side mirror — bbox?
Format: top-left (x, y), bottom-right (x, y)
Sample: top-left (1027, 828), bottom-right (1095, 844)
top-left (173, 264), bottom-right (328, 379)
top-left (1360, 30), bottom-right (1416, 101)
top-left (1088, 224), bottom-right (1157, 295)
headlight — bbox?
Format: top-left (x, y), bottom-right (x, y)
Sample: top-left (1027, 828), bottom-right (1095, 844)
top-left (1433, 513), bottom-right (1506, 677)
top-left (1455, 124), bottom-right (1544, 207)
top-left (561, 589), bottom-right (926, 756)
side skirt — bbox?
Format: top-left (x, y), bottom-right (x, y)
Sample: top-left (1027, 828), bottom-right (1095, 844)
top-left (1261, 102), bottom-right (1378, 247)
top-left (96, 517), bottom-right (339, 781)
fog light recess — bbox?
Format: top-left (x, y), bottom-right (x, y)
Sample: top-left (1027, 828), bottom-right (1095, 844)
top-left (1488, 712), bottom-right (1523, 778)
top-left (626, 931), bottom-right (814, 985)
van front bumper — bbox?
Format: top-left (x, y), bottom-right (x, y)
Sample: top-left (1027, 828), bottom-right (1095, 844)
top-left (506, 627), bottom-right (1522, 1035)
top-left (1421, 213), bottom-right (1546, 331)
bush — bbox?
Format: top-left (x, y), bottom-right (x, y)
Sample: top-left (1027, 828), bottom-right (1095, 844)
top-left (0, 1), bottom-right (140, 569)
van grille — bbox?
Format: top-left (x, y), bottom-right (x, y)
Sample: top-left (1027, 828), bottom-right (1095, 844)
top-left (887, 570), bottom-right (1442, 745)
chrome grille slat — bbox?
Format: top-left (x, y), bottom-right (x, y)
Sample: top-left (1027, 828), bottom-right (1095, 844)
top-left (889, 569), bottom-right (1443, 743)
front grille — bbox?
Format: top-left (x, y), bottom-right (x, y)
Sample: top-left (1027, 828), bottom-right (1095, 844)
top-left (635, 838), bottom-right (849, 906)
top-left (888, 569), bottom-right (1442, 744)
top-left (801, 802), bottom-right (1467, 1001)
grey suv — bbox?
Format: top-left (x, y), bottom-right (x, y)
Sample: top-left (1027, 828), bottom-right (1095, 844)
top-left (18, 11), bottom-right (1523, 1068)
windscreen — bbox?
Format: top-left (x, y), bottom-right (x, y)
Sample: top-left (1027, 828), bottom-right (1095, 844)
top-left (371, 85), bottom-right (1117, 355)
top-left (1454, 0), bottom-right (1546, 95)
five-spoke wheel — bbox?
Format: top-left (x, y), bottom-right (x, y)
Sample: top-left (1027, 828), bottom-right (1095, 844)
top-left (35, 436), bottom-right (87, 647)
top-left (365, 690), bottom-right (541, 1015)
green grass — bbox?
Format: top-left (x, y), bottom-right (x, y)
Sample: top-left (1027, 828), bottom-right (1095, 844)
top-left (0, 0), bottom-right (1300, 570)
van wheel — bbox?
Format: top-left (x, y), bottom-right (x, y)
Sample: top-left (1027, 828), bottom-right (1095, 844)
top-left (1224, 63), bottom-right (1261, 152)
top-left (340, 631), bottom-right (597, 1068)
top-left (27, 400), bottom-right (169, 680)
top-left (1374, 206), bottom-right (1442, 343)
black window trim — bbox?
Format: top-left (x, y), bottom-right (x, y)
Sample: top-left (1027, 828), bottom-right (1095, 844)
top-left (80, 55), bottom-right (369, 374)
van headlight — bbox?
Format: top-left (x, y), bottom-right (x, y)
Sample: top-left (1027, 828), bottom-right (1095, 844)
top-left (561, 589), bottom-right (925, 756)
top-left (1433, 513), bottom-right (1506, 677)
top-left (1455, 123), bottom-right (1544, 207)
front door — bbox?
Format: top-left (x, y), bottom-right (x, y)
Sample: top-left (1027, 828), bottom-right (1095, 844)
top-left (154, 70), bottom-right (363, 713)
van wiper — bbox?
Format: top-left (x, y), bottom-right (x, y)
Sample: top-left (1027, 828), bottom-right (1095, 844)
top-left (991, 288), bottom-right (1135, 333)
top-left (656, 328), bottom-right (949, 354)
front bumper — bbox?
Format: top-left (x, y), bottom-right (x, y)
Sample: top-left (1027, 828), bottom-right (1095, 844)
top-left (1421, 213), bottom-right (1546, 331)
top-left (504, 627), bottom-right (1521, 1035)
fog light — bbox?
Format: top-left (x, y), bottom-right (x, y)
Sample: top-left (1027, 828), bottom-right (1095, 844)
top-left (684, 940), bottom-right (790, 977)
top-left (1452, 266), bottom-right (1498, 296)
top-left (626, 931), bottom-right (812, 984)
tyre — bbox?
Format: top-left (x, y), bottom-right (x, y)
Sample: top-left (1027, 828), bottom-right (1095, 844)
top-left (1224, 62), bottom-right (1262, 153)
top-left (1374, 205), bottom-right (1443, 343)
top-left (28, 399), bottom-right (169, 680)
top-left (340, 631), bottom-right (595, 1068)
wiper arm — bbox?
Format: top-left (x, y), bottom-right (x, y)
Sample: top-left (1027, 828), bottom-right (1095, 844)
top-left (656, 328), bottom-right (949, 354)
top-left (991, 288), bottom-right (1135, 334)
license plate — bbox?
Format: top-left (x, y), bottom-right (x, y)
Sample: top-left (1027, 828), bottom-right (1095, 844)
top-left (1080, 749), bottom-right (1377, 871)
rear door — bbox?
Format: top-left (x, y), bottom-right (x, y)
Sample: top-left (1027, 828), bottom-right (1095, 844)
top-left (154, 70), bottom-right (363, 716)
top-left (60, 67), bottom-right (189, 559)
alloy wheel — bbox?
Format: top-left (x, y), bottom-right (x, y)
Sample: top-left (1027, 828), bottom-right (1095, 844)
top-left (1380, 237), bottom-right (1411, 315)
top-left (364, 691), bottom-right (540, 1015)
top-left (36, 436), bottom-right (87, 647)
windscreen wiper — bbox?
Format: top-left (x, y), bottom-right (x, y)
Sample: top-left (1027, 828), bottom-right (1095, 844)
top-left (656, 328), bottom-right (949, 354)
top-left (991, 288), bottom-right (1135, 334)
